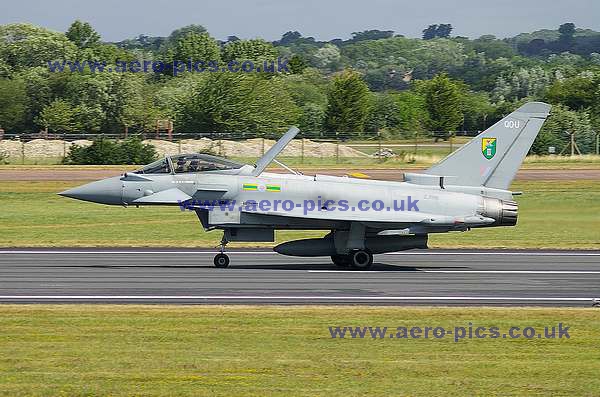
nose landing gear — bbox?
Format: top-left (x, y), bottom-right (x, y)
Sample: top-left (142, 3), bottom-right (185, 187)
top-left (214, 235), bottom-right (230, 268)
top-left (214, 253), bottom-right (230, 268)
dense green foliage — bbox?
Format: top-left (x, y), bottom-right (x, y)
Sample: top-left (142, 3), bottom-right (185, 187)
top-left (65, 20), bottom-right (101, 49)
top-left (65, 137), bottom-right (157, 165)
top-left (1, 20), bottom-right (600, 153)
top-left (221, 39), bottom-right (278, 65)
top-left (325, 70), bottom-right (371, 132)
top-left (172, 32), bottom-right (221, 64)
top-left (174, 73), bottom-right (300, 133)
top-left (419, 73), bottom-right (463, 132)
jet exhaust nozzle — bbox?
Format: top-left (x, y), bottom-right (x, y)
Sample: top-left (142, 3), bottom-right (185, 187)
top-left (480, 197), bottom-right (518, 226)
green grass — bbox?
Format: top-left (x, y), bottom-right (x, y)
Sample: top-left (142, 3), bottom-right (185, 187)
top-left (342, 136), bottom-right (472, 144)
top-left (432, 180), bottom-right (600, 249)
top-left (0, 180), bottom-right (598, 248)
top-left (253, 154), bottom-right (600, 168)
top-left (0, 181), bottom-right (320, 248)
top-left (2, 155), bottom-right (600, 171)
top-left (2, 156), bottom-right (66, 165)
top-left (0, 164), bottom-right (139, 170)
top-left (4, 152), bottom-right (600, 168)
top-left (0, 305), bottom-right (598, 396)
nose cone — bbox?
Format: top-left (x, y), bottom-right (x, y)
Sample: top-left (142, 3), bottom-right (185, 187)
top-left (58, 176), bottom-right (123, 205)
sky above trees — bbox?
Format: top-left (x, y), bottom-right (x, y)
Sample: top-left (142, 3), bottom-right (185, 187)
top-left (1, 0), bottom-right (600, 42)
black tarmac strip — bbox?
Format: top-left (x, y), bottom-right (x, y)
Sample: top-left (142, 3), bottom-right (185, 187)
top-left (0, 249), bottom-right (599, 307)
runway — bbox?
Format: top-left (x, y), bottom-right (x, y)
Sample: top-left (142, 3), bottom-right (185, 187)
top-left (0, 249), bottom-right (598, 306)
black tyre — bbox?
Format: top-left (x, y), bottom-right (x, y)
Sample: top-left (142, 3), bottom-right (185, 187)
top-left (349, 249), bottom-right (373, 270)
top-left (214, 253), bottom-right (230, 268)
top-left (331, 254), bottom-right (350, 267)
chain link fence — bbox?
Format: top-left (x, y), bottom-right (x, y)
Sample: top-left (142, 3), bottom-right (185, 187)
top-left (0, 130), bottom-right (482, 165)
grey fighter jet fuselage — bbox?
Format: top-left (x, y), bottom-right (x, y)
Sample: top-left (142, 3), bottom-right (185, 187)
top-left (59, 102), bottom-right (551, 269)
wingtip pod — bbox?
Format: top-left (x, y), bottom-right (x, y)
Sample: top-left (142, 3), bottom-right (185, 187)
top-left (515, 102), bottom-right (551, 116)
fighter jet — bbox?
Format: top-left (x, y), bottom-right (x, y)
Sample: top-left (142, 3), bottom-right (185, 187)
top-left (59, 102), bottom-right (551, 269)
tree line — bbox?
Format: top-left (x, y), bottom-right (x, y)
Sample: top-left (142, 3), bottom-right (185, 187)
top-left (0, 21), bottom-right (599, 154)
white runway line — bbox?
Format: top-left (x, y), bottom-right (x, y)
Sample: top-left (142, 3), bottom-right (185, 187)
top-left (0, 250), bottom-right (599, 256)
top-left (0, 295), bottom-right (594, 302)
top-left (422, 270), bottom-right (600, 274)
top-left (384, 252), bottom-right (600, 256)
top-left (308, 270), bottom-right (600, 274)
top-left (0, 251), bottom-right (276, 255)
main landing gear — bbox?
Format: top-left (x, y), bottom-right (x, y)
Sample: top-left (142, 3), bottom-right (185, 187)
top-left (331, 249), bottom-right (373, 270)
top-left (214, 235), bottom-right (230, 268)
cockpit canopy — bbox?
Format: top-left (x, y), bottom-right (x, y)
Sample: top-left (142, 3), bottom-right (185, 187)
top-left (135, 153), bottom-right (244, 174)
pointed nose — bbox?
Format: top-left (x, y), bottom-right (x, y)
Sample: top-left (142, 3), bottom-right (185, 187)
top-left (58, 176), bottom-right (123, 205)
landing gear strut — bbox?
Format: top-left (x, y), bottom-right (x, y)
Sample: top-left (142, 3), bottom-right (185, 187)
top-left (214, 235), bottom-right (230, 268)
top-left (331, 249), bottom-right (373, 270)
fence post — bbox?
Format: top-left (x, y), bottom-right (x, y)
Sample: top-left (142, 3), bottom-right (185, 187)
top-left (449, 133), bottom-right (453, 155)
top-left (596, 131), bottom-right (599, 155)
top-left (335, 132), bottom-right (339, 164)
top-left (301, 137), bottom-right (304, 165)
top-left (0, 128), bottom-right (4, 141)
top-left (378, 131), bottom-right (382, 164)
top-left (21, 139), bottom-right (25, 165)
top-left (560, 131), bottom-right (582, 156)
top-left (414, 131), bottom-right (418, 155)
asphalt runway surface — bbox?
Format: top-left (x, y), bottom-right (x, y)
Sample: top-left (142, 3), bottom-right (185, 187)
top-left (1, 168), bottom-right (598, 181)
top-left (0, 249), bottom-right (599, 306)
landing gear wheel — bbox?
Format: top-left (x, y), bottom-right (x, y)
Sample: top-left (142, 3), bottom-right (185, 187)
top-left (214, 233), bottom-right (230, 268)
top-left (349, 249), bottom-right (373, 270)
top-left (331, 255), bottom-right (350, 267)
top-left (214, 253), bottom-right (230, 268)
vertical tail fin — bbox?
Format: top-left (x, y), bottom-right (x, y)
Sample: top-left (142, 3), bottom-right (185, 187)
top-left (426, 102), bottom-right (551, 189)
